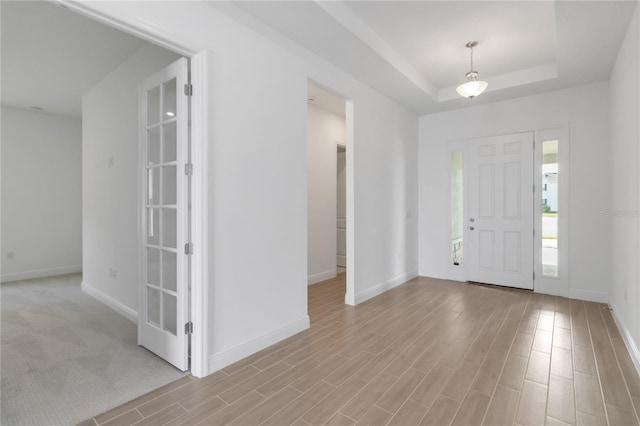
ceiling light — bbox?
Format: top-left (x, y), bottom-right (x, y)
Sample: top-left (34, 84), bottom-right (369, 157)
top-left (456, 41), bottom-right (488, 99)
top-left (166, 111), bottom-right (175, 117)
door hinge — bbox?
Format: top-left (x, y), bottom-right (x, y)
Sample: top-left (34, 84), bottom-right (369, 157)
top-left (185, 321), bottom-right (193, 335)
top-left (533, 227), bottom-right (535, 237)
top-left (533, 271), bottom-right (536, 280)
top-left (184, 84), bottom-right (193, 96)
top-left (185, 163), bottom-right (193, 176)
top-left (185, 242), bottom-right (193, 255)
top-left (533, 184), bottom-right (535, 193)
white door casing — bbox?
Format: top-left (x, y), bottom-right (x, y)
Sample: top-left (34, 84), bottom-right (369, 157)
top-left (467, 132), bottom-right (534, 290)
top-left (139, 57), bottom-right (190, 371)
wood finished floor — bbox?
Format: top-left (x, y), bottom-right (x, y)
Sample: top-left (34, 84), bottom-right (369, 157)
top-left (83, 275), bottom-right (640, 426)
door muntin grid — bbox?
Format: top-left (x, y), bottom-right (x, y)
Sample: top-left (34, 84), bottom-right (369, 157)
top-left (145, 78), bottom-right (179, 336)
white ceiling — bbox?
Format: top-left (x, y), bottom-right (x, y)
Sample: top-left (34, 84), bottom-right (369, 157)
top-left (308, 82), bottom-right (346, 117)
top-left (3, 1), bottom-right (635, 118)
top-left (344, 1), bottom-right (558, 89)
top-left (1, 1), bottom-right (147, 118)
top-left (228, 0), bottom-right (638, 114)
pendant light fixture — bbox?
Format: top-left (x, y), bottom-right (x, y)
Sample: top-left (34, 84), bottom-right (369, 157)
top-left (456, 41), bottom-right (488, 99)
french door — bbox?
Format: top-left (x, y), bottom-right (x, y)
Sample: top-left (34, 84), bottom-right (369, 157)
top-left (466, 132), bottom-right (534, 290)
top-left (139, 57), bottom-right (190, 371)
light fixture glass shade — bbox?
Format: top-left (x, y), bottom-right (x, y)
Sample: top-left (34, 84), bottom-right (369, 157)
top-left (456, 80), bottom-right (488, 98)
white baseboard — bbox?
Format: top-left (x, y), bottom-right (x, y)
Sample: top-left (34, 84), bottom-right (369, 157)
top-left (81, 281), bottom-right (138, 324)
top-left (569, 288), bottom-right (609, 303)
top-left (308, 269), bottom-right (336, 285)
top-left (208, 316), bottom-right (309, 374)
top-left (345, 291), bottom-right (355, 306)
top-left (1, 265), bottom-right (82, 283)
top-left (609, 301), bottom-right (640, 376)
top-left (354, 269), bottom-right (419, 305)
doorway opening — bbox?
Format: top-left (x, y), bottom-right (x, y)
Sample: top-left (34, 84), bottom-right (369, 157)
top-left (337, 144), bottom-right (347, 274)
top-left (306, 82), bottom-right (352, 321)
top-left (1, 1), bottom-right (207, 424)
top-left (61, 0), bottom-right (209, 379)
top-left (449, 128), bottom-right (569, 297)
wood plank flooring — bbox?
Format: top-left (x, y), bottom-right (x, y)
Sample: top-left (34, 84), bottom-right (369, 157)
top-left (83, 275), bottom-right (640, 426)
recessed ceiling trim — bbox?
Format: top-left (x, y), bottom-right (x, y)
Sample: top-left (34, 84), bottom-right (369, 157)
top-left (439, 62), bottom-right (558, 103)
top-left (314, 0), bottom-right (438, 100)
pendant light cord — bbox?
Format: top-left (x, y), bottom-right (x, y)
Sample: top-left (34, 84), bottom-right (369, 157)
top-left (470, 45), bottom-right (474, 72)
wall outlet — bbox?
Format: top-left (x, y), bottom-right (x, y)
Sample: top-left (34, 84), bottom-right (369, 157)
top-left (6, 251), bottom-right (14, 260)
top-left (109, 267), bottom-right (118, 279)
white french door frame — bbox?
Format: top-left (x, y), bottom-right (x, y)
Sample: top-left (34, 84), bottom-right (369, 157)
top-left (60, 1), bottom-right (209, 377)
top-left (447, 127), bottom-right (570, 297)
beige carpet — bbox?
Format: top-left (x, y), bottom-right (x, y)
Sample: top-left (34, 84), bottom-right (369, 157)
top-left (1, 273), bottom-right (187, 426)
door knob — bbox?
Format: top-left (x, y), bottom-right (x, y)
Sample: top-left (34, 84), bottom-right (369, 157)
top-left (469, 226), bottom-right (475, 231)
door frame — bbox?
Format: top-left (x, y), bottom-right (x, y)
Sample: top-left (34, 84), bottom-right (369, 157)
top-left (59, 0), bottom-right (209, 377)
top-left (447, 127), bottom-right (570, 297)
top-left (306, 79), bottom-right (356, 305)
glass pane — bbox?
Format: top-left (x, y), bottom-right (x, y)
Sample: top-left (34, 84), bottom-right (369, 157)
top-left (163, 78), bottom-right (177, 120)
top-left (147, 86), bottom-right (160, 126)
top-left (147, 248), bottom-right (161, 286)
top-left (148, 167), bottom-right (160, 205)
top-left (163, 293), bottom-right (177, 335)
top-left (162, 165), bottom-right (177, 205)
top-left (451, 151), bottom-right (463, 266)
top-left (162, 250), bottom-right (177, 292)
top-left (162, 208), bottom-right (177, 248)
top-left (163, 122), bottom-right (177, 163)
top-left (148, 127), bottom-right (160, 166)
top-left (542, 140), bottom-right (559, 277)
top-left (147, 287), bottom-right (160, 327)
top-left (147, 208), bottom-right (159, 246)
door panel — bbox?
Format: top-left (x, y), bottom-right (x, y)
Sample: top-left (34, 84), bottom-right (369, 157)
top-left (467, 132), bottom-right (534, 290)
top-left (478, 231), bottom-right (495, 269)
top-left (139, 57), bottom-right (190, 371)
top-left (478, 164), bottom-right (495, 218)
top-left (504, 232), bottom-right (521, 272)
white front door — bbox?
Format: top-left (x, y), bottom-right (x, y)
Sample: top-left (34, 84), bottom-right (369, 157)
top-left (139, 57), bottom-right (190, 371)
top-left (467, 132), bottom-right (534, 290)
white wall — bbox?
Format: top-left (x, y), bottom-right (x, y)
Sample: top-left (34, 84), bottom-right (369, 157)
top-left (354, 95), bottom-right (419, 303)
top-left (82, 44), bottom-right (179, 318)
top-left (307, 103), bottom-right (345, 285)
top-left (419, 82), bottom-right (611, 301)
top-left (76, 1), bottom-right (419, 374)
top-left (1, 106), bottom-right (82, 282)
top-left (609, 7), bottom-right (640, 362)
